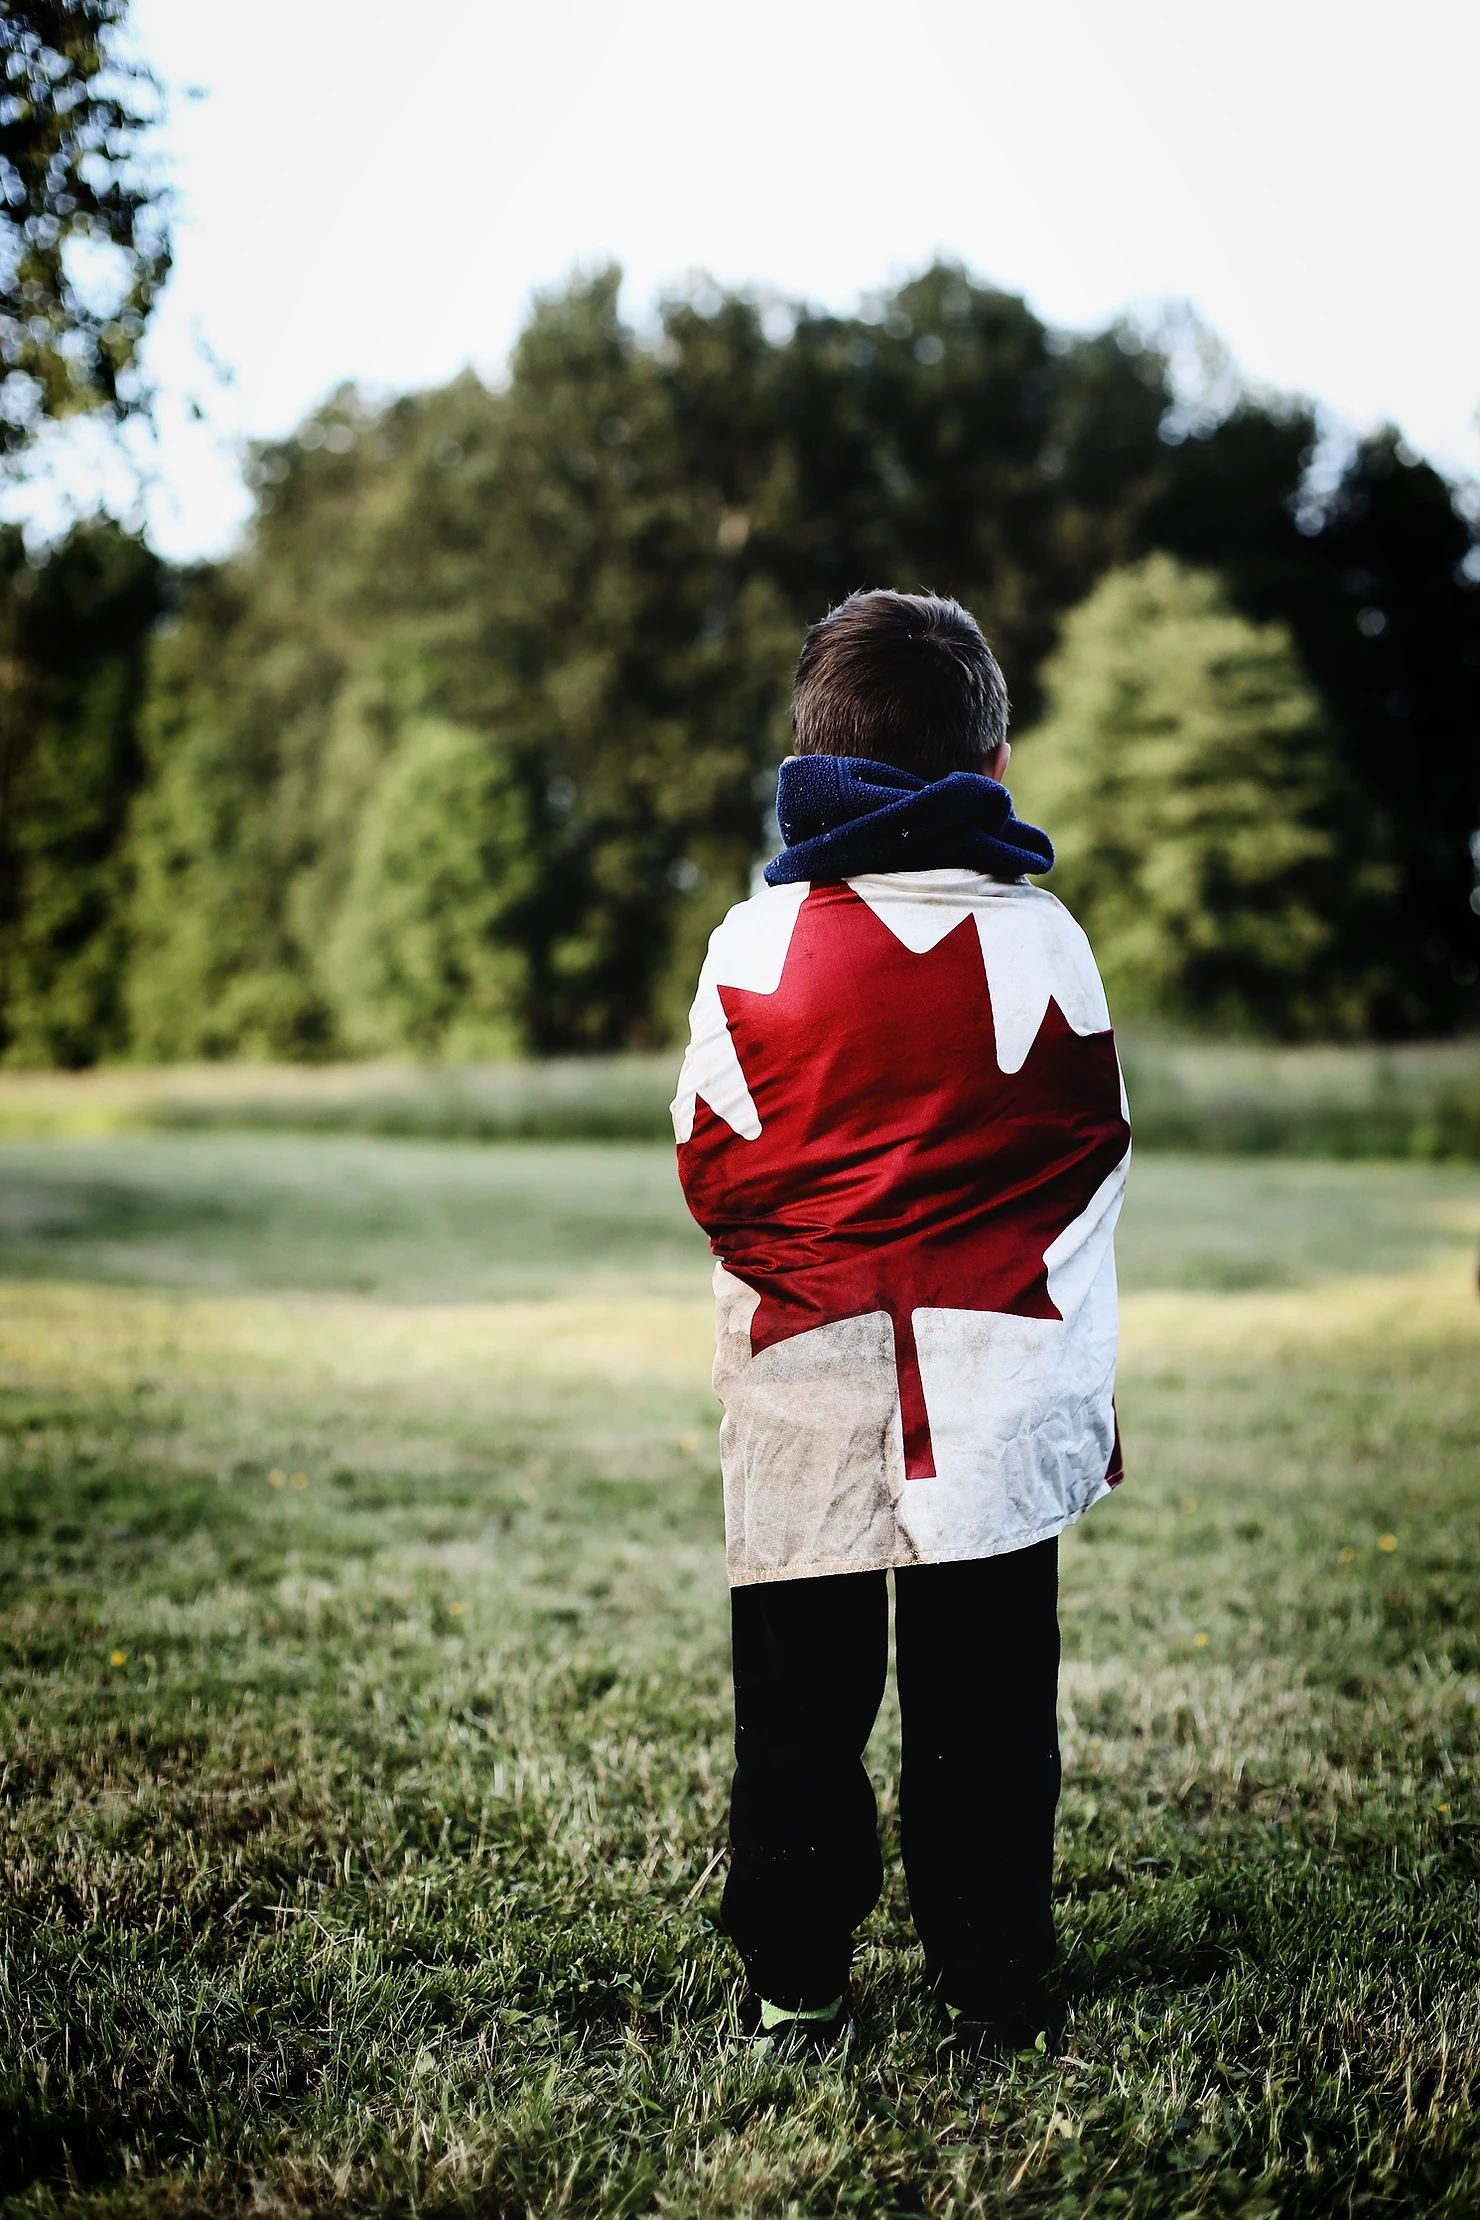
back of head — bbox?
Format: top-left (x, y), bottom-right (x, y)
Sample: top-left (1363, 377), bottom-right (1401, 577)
top-left (791, 589), bottom-right (1009, 781)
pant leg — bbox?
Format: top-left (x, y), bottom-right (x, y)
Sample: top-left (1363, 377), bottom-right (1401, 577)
top-left (893, 1538), bottom-right (1061, 2009)
top-left (721, 1569), bottom-right (889, 2007)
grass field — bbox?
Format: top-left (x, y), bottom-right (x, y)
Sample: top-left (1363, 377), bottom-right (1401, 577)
top-left (2, 1038), bottom-right (1479, 1158)
top-left (2, 1135), bottom-right (1479, 2217)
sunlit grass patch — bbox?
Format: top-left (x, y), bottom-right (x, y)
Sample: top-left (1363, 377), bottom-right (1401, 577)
top-left (1120, 1251), bottom-right (1479, 1364)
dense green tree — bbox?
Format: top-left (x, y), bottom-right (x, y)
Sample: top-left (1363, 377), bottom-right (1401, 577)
top-left (326, 718), bottom-right (536, 1057)
top-left (0, 519), bottom-right (162, 1063)
top-left (1141, 414), bottom-right (1480, 1030)
top-left (125, 389), bottom-right (414, 1060)
top-left (118, 267), bottom-right (1194, 1059)
top-left (1277, 435), bottom-right (1480, 1031)
top-left (126, 277), bottom-right (796, 1057)
top-left (444, 273), bottom-right (797, 1048)
top-left (656, 271), bottom-right (1177, 727)
top-left (1009, 556), bottom-right (1393, 1037)
top-left (0, 1), bottom-right (170, 455)
top-left (125, 563), bottom-right (338, 1061)
top-left (0, 6), bottom-right (169, 1066)
top-left (55, 262), bottom-right (1480, 1061)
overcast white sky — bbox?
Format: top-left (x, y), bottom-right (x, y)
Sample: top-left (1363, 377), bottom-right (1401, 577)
top-left (13, 0), bottom-right (1478, 557)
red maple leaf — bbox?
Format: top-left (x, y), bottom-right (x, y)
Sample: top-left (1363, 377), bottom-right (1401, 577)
top-left (679, 884), bottom-right (1130, 1479)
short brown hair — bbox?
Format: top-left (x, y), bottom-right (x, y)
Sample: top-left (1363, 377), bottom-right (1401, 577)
top-left (791, 590), bottom-right (1009, 780)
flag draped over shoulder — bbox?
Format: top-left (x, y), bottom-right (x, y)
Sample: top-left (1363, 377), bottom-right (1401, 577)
top-left (672, 855), bottom-right (1131, 1588)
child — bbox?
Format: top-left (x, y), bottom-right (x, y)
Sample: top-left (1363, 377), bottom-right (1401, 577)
top-left (672, 590), bottom-right (1130, 2057)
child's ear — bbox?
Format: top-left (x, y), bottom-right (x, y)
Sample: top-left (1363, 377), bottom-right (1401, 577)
top-left (987, 740), bottom-right (1011, 782)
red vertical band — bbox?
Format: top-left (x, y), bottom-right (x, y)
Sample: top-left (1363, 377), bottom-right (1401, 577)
top-left (892, 1309), bottom-right (936, 1480)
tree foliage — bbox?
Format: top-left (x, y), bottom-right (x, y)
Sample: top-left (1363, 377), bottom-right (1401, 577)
top-left (126, 275), bottom-right (800, 1059)
top-left (1009, 556), bottom-right (1393, 1037)
top-left (1139, 414), bottom-right (1480, 1026)
top-left (1272, 436), bottom-right (1480, 1030)
top-left (326, 719), bottom-right (537, 1058)
top-left (118, 267), bottom-right (1276, 1060)
top-left (0, 518), bottom-right (161, 1064)
top-left (0, 0), bottom-right (169, 455)
top-left (3, 261), bottom-right (1476, 1062)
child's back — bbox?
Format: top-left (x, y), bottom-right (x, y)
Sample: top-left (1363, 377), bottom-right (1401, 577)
top-left (672, 591), bottom-right (1130, 2058)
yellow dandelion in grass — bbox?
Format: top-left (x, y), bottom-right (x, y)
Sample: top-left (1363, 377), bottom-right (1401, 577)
top-left (1338, 1546), bottom-right (1356, 1564)
top-left (1438, 1803), bottom-right (1450, 1814)
top-left (1379, 1533), bottom-right (1398, 1552)
top-left (110, 1649), bottom-right (126, 1666)
top-left (1193, 1631), bottom-right (1210, 1647)
top-left (449, 1600), bottom-right (466, 1616)
top-left (679, 1432), bottom-right (700, 1452)
top-left (289, 1471), bottom-right (308, 1491)
top-left (269, 1469), bottom-right (287, 1488)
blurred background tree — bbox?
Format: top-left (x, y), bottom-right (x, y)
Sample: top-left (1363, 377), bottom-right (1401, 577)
top-left (125, 274), bottom-right (797, 1060)
top-left (0, 0), bottom-right (169, 1066)
top-left (1271, 434), bottom-right (1480, 1033)
top-left (2, 254), bottom-right (1477, 1064)
top-left (325, 718), bottom-right (537, 1059)
top-left (1008, 556), bottom-right (1394, 1036)
top-left (0, 519), bottom-right (162, 1062)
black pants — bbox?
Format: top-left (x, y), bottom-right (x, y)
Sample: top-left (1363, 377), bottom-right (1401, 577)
top-left (721, 1539), bottom-right (1061, 2011)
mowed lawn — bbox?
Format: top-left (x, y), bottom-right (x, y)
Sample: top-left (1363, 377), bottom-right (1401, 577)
top-left (2, 1136), bottom-right (1478, 2219)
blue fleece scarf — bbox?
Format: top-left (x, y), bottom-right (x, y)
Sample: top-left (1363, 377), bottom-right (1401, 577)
top-left (763, 755), bottom-right (1054, 887)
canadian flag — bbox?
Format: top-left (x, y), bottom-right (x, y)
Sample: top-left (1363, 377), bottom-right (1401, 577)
top-left (673, 867), bottom-right (1131, 1586)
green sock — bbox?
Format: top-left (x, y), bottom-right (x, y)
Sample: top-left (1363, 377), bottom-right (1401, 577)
top-left (759, 1994), bottom-right (844, 2031)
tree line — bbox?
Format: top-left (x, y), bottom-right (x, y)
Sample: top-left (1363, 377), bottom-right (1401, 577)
top-left (2, 262), bottom-right (1478, 1064)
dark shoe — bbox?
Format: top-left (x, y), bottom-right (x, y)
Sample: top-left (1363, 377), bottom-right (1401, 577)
top-left (946, 1991), bottom-right (1061, 2061)
top-left (739, 1986), bottom-right (854, 2059)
